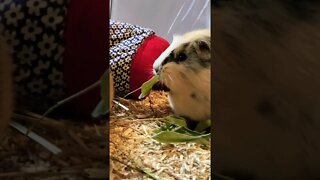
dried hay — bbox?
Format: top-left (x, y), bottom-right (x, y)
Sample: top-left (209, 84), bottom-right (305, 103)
top-left (110, 91), bottom-right (211, 180)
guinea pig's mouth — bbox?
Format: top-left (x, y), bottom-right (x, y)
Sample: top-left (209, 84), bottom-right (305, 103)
top-left (153, 67), bottom-right (170, 91)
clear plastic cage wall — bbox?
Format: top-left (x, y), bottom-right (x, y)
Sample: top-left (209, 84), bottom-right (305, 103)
top-left (109, 0), bottom-right (211, 42)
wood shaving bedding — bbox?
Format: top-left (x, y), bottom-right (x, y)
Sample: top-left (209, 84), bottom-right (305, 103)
top-left (110, 91), bottom-right (211, 179)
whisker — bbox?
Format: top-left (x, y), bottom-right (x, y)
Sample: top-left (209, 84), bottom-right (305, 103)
top-left (167, 74), bottom-right (174, 82)
top-left (164, 78), bottom-right (169, 90)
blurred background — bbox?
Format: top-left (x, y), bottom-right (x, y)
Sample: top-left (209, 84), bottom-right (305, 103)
top-left (109, 0), bottom-right (211, 42)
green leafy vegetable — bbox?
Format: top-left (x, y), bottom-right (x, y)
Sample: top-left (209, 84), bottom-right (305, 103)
top-left (174, 126), bottom-right (203, 136)
top-left (164, 115), bottom-right (187, 127)
top-left (92, 71), bottom-right (109, 118)
top-left (138, 75), bottom-right (160, 99)
top-left (151, 115), bottom-right (211, 145)
top-left (152, 131), bottom-right (210, 143)
top-left (100, 71), bottom-right (108, 107)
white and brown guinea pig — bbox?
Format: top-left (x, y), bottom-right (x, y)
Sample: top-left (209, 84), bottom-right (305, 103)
top-left (153, 29), bottom-right (211, 122)
top-left (0, 36), bottom-right (12, 139)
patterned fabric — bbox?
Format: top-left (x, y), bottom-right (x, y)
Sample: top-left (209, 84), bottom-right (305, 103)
top-left (109, 19), bottom-right (155, 97)
top-left (0, 0), bottom-right (69, 110)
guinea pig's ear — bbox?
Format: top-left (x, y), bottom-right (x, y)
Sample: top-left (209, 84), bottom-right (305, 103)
top-left (193, 39), bottom-right (211, 60)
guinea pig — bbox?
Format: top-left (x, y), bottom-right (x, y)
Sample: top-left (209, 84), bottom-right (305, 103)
top-left (213, 0), bottom-right (320, 179)
top-left (0, 36), bottom-right (12, 139)
top-left (153, 29), bottom-right (211, 122)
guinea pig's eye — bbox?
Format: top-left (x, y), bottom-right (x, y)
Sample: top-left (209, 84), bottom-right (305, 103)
top-left (176, 53), bottom-right (187, 62)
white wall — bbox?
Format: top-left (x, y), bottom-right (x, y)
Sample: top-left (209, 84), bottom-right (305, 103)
top-left (110, 0), bottom-right (211, 42)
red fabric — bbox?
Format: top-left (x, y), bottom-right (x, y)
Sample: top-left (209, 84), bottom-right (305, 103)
top-left (129, 35), bottom-right (170, 98)
top-left (63, 0), bottom-right (108, 117)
